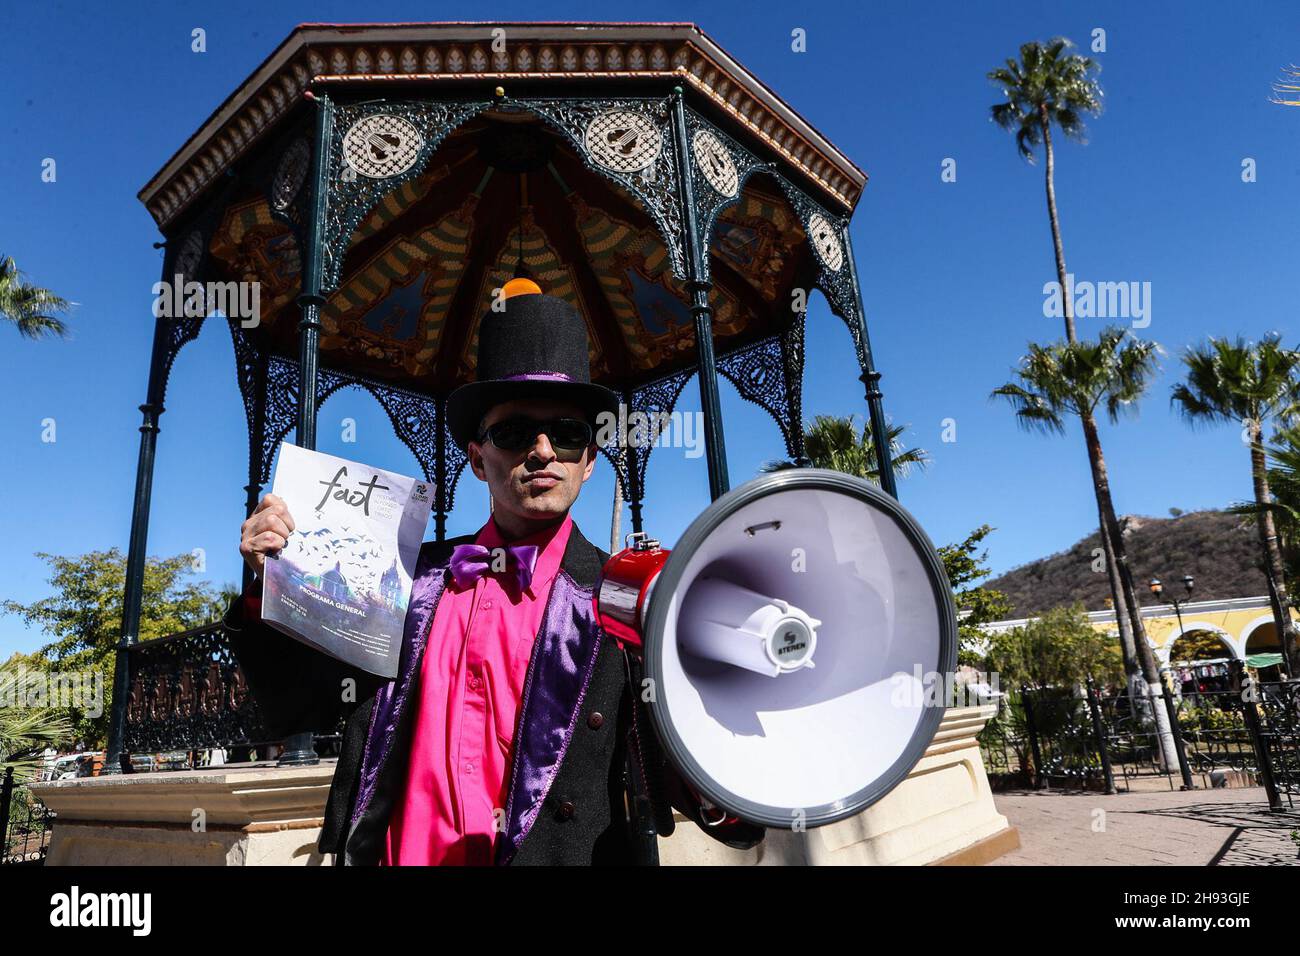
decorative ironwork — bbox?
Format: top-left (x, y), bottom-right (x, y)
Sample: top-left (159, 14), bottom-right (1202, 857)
top-left (781, 316), bottom-right (808, 462)
top-left (272, 136), bottom-right (311, 210)
top-left (237, 349), bottom-right (470, 512)
top-left (0, 768), bottom-right (52, 866)
top-left (152, 179), bottom-right (241, 408)
top-left (980, 681), bottom-right (1300, 806)
top-left (524, 96), bottom-right (687, 280)
top-left (172, 230), bottom-right (206, 280)
top-left (585, 108), bottom-right (662, 173)
top-left (1255, 679), bottom-right (1300, 800)
top-left (806, 211), bottom-right (844, 273)
top-left (600, 366), bottom-right (694, 505)
top-left (342, 112), bottom-right (425, 179)
top-left (229, 322), bottom-right (267, 506)
top-left (769, 174), bottom-right (867, 370)
top-left (322, 100), bottom-right (493, 290)
top-left (682, 106), bottom-right (767, 283)
top-left (717, 331), bottom-right (805, 462)
top-left (692, 128), bottom-right (737, 198)
top-left (124, 624), bottom-right (272, 752)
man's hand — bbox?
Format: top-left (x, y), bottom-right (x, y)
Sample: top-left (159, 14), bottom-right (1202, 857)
top-left (240, 493), bottom-right (296, 577)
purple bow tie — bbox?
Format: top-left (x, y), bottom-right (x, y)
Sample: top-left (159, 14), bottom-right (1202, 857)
top-left (449, 542), bottom-right (541, 592)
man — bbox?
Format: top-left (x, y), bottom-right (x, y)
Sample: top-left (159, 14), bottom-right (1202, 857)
top-left (227, 280), bottom-right (761, 865)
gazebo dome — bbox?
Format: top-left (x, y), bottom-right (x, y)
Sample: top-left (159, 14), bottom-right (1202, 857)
top-left (135, 22), bottom-right (889, 533)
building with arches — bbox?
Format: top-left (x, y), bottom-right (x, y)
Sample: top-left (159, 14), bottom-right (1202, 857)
top-left (983, 595), bottom-right (1294, 680)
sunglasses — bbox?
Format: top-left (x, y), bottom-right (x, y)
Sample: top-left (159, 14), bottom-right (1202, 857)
top-left (477, 416), bottom-right (594, 458)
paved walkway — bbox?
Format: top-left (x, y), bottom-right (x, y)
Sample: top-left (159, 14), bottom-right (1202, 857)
top-left (991, 786), bottom-right (1300, 865)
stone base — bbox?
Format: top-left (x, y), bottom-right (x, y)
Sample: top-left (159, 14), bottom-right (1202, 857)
top-left (30, 706), bottom-right (1013, 866)
top-left (657, 704), bottom-right (1016, 866)
top-left (30, 763), bottom-right (336, 867)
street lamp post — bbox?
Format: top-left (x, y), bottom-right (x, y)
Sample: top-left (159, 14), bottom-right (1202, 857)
top-left (1149, 575), bottom-right (1196, 790)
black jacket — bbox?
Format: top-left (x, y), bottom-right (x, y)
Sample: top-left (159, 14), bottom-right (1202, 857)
top-left (227, 522), bottom-right (760, 865)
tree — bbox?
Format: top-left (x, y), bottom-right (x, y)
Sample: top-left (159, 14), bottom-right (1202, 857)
top-left (0, 255), bottom-right (70, 339)
top-left (1, 550), bottom-right (232, 746)
top-left (762, 414), bottom-right (928, 483)
top-left (992, 327), bottom-right (1179, 766)
top-left (985, 39), bottom-right (1165, 747)
top-left (938, 525), bottom-right (1012, 667)
top-left (0, 664), bottom-right (73, 780)
top-left (983, 604), bottom-right (1124, 692)
top-left (1171, 335), bottom-right (1300, 674)
top-left (988, 37), bottom-right (1102, 344)
top-left (1168, 630), bottom-right (1231, 663)
top-left (1232, 424), bottom-right (1300, 585)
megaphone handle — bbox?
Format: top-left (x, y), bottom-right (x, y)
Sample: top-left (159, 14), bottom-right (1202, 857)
top-left (621, 651), bottom-right (677, 842)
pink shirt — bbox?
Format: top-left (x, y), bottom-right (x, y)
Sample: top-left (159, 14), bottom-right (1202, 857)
top-left (380, 513), bottom-right (574, 866)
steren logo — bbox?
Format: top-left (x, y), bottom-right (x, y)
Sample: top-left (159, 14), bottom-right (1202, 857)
top-left (49, 886), bottom-right (151, 936)
top-left (776, 631), bottom-right (807, 655)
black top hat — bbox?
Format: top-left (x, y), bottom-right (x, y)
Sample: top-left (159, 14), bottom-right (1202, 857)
top-left (446, 280), bottom-right (619, 450)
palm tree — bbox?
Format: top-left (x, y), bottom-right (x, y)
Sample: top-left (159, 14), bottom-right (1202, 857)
top-left (762, 415), bottom-right (928, 483)
top-left (1234, 424), bottom-right (1300, 586)
top-left (1171, 336), bottom-right (1300, 674)
top-left (1, 667), bottom-right (73, 781)
top-left (993, 327), bottom-right (1179, 766)
top-left (987, 41), bottom-right (1167, 745)
top-left (0, 255), bottom-right (70, 339)
top-left (988, 38), bottom-right (1102, 344)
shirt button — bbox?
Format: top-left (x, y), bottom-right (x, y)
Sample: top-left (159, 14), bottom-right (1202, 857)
top-left (557, 800), bottom-right (575, 820)
top-left (469, 676), bottom-right (481, 690)
top-left (481, 600), bottom-right (493, 610)
top-left (465, 763), bottom-right (474, 774)
top-left (587, 711), bottom-right (604, 730)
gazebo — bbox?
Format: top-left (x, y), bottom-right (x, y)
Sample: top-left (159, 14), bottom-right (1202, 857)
top-left (106, 22), bottom-right (899, 772)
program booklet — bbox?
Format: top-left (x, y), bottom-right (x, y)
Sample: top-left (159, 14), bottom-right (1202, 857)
top-left (260, 442), bottom-right (433, 679)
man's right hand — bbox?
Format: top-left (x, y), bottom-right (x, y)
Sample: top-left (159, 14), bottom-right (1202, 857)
top-left (240, 493), bottom-right (296, 577)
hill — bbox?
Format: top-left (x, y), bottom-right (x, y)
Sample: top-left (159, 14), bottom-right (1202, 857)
top-left (986, 510), bottom-right (1268, 618)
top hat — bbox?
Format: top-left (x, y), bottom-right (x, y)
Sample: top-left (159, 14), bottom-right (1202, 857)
top-left (446, 279), bottom-right (620, 450)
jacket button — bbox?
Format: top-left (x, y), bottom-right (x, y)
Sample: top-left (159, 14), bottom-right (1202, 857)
top-left (587, 711), bottom-right (604, 729)
top-left (557, 800), bottom-right (575, 820)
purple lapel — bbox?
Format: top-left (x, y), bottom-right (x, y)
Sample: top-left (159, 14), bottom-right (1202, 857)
top-left (350, 546), bottom-right (449, 827)
top-left (495, 569), bottom-right (604, 864)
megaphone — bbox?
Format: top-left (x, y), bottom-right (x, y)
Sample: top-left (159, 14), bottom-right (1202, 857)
top-left (594, 468), bottom-right (957, 830)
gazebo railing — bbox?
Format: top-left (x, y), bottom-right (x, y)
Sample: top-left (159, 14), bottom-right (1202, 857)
top-left (124, 622), bottom-right (275, 756)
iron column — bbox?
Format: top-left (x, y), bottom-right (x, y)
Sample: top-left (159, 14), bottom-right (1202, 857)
top-left (670, 88), bottom-right (730, 501)
top-left (278, 90), bottom-right (334, 767)
top-left (841, 228), bottom-right (897, 500)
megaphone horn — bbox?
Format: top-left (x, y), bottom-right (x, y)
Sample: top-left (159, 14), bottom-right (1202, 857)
top-left (593, 468), bottom-right (958, 830)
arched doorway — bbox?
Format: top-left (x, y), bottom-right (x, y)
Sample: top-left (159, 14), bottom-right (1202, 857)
top-left (1244, 620), bottom-right (1287, 682)
top-left (1168, 629), bottom-right (1235, 701)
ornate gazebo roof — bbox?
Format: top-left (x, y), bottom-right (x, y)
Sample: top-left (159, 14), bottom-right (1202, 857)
top-left (140, 22), bottom-right (866, 227)
top-left (139, 23), bottom-right (873, 398)
top-left (135, 21), bottom-right (889, 527)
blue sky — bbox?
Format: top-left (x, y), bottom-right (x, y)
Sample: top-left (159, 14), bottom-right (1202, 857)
top-left (2, 0), bottom-right (1298, 657)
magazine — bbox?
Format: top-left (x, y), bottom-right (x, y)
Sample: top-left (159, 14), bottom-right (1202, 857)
top-left (260, 442), bottom-right (433, 679)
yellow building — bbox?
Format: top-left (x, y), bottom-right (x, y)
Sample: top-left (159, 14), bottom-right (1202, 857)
top-left (985, 595), bottom-right (1294, 675)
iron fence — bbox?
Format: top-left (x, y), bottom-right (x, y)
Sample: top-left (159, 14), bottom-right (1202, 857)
top-left (980, 667), bottom-right (1300, 812)
top-left (0, 767), bottom-right (53, 865)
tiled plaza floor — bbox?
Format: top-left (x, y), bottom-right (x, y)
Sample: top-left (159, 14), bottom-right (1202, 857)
top-left (991, 786), bottom-right (1300, 865)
